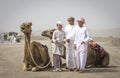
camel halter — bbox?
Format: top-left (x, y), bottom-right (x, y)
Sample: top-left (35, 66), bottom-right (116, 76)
top-left (25, 35), bottom-right (51, 69)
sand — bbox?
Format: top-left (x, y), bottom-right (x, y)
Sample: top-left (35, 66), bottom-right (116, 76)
top-left (0, 37), bottom-right (120, 78)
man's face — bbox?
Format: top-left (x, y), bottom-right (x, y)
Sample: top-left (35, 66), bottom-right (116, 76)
top-left (68, 19), bottom-right (74, 25)
top-left (78, 21), bottom-right (84, 27)
top-left (57, 24), bottom-right (62, 30)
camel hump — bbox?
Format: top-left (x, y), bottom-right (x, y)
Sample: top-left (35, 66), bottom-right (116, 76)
top-left (30, 41), bottom-right (42, 46)
top-left (31, 41), bottom-right (40, 44)
top-left (30, 41), bottom-right (48, 53)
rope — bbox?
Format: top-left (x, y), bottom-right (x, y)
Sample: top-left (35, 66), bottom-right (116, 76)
top-left (25, 35), bottom-right (51, 69)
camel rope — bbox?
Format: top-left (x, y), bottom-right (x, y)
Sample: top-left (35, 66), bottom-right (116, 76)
top-left (25, 35), bottom-right (51, 69)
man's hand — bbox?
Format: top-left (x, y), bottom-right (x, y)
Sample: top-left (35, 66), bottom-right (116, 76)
top-left (66, 39), bottom-right (70, 43)
top-left (74, 44), bottom-right (76, 50)
top-left (81, 41), bottom-right (85, 45)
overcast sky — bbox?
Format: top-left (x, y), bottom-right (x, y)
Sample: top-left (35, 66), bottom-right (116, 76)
top-left (0, 0), bottom-right (120, 32)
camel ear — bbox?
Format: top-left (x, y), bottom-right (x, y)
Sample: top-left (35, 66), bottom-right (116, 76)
top-left (29, 22), bottom-right (32, 26)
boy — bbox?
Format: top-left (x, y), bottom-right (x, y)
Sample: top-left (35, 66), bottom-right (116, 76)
top-left (52, 21), bottom-right (65, 72)
top-left (64, 16), bottom-right (76, 70)
top-left (74, 17), bottom-right (90, 73)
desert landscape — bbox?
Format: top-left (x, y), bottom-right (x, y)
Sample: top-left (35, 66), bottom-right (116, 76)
top-left (0, 0), bottom-right (120, 77)
top-left (0, 36), bottom-right (120, 78)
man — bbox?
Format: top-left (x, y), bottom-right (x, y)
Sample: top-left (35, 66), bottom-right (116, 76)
top-left (74, 17), bottom-right (90, 73)
top-left (64, 16), bottom-right (76, 70)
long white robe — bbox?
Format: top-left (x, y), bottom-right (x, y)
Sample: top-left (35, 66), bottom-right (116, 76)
top-left (74, 26), bottom-right (90, 70)
top-left (52, 30), bottom-right (66, 56)
top-left (64, 24), bottom-right (76, 68)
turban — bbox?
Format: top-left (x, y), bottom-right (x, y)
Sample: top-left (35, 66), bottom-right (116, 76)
top-left (67, 16), bottom-right (75, 21)
top-left (77, 17), bottom-right (85, 24)
top-left (56, 21), bottom-right (63, 26)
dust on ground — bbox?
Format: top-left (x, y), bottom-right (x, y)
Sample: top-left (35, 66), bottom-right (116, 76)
top-left (0, 36), bottom-right (120, 78)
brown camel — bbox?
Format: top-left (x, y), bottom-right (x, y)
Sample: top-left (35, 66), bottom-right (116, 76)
top-left (41, 29), bottom-right (110, 67)
top-left (20, 22), bottom-right (51, 72)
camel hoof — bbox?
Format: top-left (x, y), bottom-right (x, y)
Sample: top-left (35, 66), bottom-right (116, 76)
top-left (32, 67), bottom-right (39, 72)
top-left (23, 67), bottom-right (28, 71)
top-left (23, 63), bottom-right (28, 71)
top-left (23, 66), bottom-right (32, 71)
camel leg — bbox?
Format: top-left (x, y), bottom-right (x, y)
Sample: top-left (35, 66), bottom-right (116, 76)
top-left (23, 63), bottom-right (28, 71)
top-left (101, 53), bottom-right (110, 67)
top-left (23, 63), bottom-right (32, 71)
top-left (31, 64), bottom-right (44, 72)
top-left (31, 67), bottom-right (39, 72)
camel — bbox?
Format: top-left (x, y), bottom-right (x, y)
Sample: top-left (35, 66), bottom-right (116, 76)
top-left (20, 22), bottom-right (51, 72)
top-left (86, 44), bottom-right (110, 67)
top-left (41, 29), bottom-right (110, 67)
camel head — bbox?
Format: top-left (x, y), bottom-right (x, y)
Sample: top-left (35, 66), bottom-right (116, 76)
top-left (41, 29), bottom-right (56, 39)
top-left (20, 22), bottom-right (32, 34)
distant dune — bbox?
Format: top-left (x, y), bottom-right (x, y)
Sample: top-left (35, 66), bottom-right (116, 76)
top-left (89, 28), bottom-right (120, 37)
top-left (93, 37), bottom-right (120, 46)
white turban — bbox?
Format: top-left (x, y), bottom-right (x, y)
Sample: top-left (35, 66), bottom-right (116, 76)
top-left (56, 21), bottom-right (63, 26)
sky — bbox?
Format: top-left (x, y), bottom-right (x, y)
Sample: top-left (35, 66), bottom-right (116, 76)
top-left (0, 0), bottom-right (120, 33)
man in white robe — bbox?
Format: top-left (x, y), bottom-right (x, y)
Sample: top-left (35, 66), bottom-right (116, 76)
top-left (64, 16), bottom-right (76, 70)
top-left (74, 17), bottom-right (90, 73)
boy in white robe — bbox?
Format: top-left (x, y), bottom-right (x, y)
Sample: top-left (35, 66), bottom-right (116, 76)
top-left (74, 17), bottom-right (90, 73)
top-left (52, 21), bottom-right (66, 72)
top-left (64, 16), bottom-right (76, 70)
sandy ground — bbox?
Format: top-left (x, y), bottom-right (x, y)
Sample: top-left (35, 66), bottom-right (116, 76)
top-left (0, 38), bottom-right (120, 78)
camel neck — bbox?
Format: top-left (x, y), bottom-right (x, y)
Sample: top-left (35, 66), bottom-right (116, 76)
top-left (23, 33), bottom-right (31, 63)
top-left (25, 33), bottom-right (31, 45)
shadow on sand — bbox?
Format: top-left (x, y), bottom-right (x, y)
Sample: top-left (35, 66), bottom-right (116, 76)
top-left (34, 65), bottom-right (119, 73)
top-left (85, 66), bottom-right (119, 73)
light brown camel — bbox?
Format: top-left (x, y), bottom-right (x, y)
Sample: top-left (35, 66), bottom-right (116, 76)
top-left (20, 22), bottom-right (51, 72)
top-left (41, 29), bottom-right (110, 67)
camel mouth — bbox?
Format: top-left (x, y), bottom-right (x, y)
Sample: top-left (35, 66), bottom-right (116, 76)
top-left (41, 33), bottom-right (48, 37)
top-left (20, 26), bottom-right (25, 32)
top-left (41, 32), bottom-right (46, 36)
top-left (41, 33), bottom-right (45, 36)
top-left (20, 28), bottom-right (25, 33)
